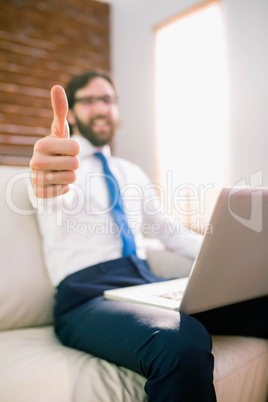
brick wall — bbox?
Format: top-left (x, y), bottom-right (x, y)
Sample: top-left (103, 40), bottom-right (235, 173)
top-left (0, 0), bottom-right (110, 165)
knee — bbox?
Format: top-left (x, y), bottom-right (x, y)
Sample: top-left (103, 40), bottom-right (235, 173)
top-left (143, 314), bottom-right (216, 401)
top-left (176, 314), bottom-right (213, 369)
top-left (147, 313), bottom-right (213, 369)
top-left (178, 313), bottom-right (213, 354)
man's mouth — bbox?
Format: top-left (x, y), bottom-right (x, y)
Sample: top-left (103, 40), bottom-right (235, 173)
top-left (92, 118), bottom-right (110, 131)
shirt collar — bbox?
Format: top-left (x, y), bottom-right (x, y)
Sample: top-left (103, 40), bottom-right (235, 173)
top-left (71, 134), bottom-right (111, 159)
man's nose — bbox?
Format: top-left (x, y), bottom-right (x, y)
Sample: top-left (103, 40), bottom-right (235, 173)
top-left (93, 99), bottom-right (110, 114)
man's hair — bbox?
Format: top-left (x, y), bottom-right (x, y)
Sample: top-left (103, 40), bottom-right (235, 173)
top-left (65, 70), bottom-right (117, 110)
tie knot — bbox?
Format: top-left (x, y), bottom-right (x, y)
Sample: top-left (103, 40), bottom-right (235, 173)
top-left (94, 152), bottom-right (110, 172)
top-left (94, 151), bottom-right (105, 160)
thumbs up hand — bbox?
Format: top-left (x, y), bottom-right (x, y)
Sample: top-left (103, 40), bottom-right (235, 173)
top-left (30, 85), bottom-right (80, 198)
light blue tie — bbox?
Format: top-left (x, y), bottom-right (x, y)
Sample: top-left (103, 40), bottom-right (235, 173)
top-left (94, 152), bottom-right (136, 256)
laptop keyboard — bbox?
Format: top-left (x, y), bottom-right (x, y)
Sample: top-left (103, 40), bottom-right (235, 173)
top-left (156, 290), bottom-right (184, 302)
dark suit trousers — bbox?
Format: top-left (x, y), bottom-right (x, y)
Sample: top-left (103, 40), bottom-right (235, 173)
top-left (54, 255), bottom-right (216, 402)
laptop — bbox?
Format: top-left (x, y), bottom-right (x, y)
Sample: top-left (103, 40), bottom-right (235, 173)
top-left (104, 187), bottom-right (268, 314)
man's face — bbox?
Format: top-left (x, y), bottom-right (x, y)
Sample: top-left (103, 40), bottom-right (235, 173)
top-left (67, 77), bottom-right (119, 147)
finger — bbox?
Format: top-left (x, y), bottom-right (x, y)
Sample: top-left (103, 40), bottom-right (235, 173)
top-left (31, 170), bottom-right (77, 186)
top-left (51, 85), bottom-right (70, 138)
top-left (30, 154), bottom-right (79, 172)
top-left (47, 138), bottom-right (80, 156)
top-left (33, 183), bottom-right (70, 199)
top-left (33, 136), bottom-right (80, 157)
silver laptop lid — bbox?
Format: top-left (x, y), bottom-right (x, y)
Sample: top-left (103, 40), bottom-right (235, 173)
top-left (180, 187), bottom-right (268, 314)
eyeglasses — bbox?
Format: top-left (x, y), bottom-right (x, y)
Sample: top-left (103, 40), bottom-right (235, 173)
top-left (73, 95), bottom-right (119, 106)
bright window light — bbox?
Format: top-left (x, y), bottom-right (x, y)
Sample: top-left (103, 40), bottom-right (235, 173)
top-left (155, 0), bottom-right (228, 232)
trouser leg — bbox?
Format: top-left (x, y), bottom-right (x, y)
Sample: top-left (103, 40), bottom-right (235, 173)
top-left (55, 296), bottom-right (216, 402)
top-left (192, 295), bottom-right (268, 338)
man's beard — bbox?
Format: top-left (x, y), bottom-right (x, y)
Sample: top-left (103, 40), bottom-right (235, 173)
top-left (74, 115), bottom-right (118, 147)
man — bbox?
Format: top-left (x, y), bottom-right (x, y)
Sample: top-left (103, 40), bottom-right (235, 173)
top-left (29, 70), bottom-right (216, 401)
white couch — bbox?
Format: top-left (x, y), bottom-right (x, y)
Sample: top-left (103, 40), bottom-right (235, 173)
top-left (0, 165), bottom-right (267, 402)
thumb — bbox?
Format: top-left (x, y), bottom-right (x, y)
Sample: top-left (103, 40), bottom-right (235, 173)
top-left (51, 85), bottom-right (70, 138)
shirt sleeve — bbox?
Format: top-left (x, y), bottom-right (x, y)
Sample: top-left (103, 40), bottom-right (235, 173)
top-left (140, 172), bottom-right (203, 260)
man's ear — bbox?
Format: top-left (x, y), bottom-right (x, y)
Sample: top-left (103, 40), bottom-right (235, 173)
top-left (67, 109), bottom-right (75, 125)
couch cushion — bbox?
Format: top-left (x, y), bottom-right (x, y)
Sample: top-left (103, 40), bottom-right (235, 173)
top-left (0, 327), bottom-right (267, 402)
top-left (0, 326), bottom-right (147, 402)
top-left (0, 166), bottom-right (54, 330)
top-left (213, 335), bottom-right (268, 402)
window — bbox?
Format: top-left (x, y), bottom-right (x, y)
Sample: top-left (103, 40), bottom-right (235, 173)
top-left (155, 0), bottom-right (228, 233)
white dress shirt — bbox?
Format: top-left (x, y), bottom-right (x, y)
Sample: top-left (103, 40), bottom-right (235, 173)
top-left (28, 135), bottom-right (203, 286)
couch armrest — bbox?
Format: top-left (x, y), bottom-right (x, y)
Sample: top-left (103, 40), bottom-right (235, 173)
top-left (145, 238), bottom-right (194, 279)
